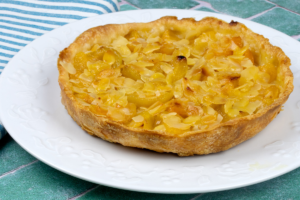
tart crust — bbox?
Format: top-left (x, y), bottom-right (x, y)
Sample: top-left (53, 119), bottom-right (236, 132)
top-left (58, 17), bottom-right (293, 156)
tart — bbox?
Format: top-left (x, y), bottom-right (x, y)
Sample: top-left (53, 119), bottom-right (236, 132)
top-left (58, 16), bottom-right (293, 156)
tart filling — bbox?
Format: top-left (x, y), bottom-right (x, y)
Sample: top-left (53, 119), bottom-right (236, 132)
top-left (58, 17), bottom-right (293, 156)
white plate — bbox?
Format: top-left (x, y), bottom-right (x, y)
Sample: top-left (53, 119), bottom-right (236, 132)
top-left (0, 9), bottom-right (300, 194)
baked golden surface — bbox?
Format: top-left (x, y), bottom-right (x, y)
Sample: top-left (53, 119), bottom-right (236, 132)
top-left (58, 16), bottom-right (293, 156)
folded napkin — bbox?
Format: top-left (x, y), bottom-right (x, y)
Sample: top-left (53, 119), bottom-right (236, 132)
top-left (0, 0), bottom-right (120, 139)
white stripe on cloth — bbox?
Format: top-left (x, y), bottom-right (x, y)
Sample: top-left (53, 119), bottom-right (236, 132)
top-left (0, 3), bottom-right (107, 18)
top-left (0, 16), bottom-right (61, 30)
top-left (0, 22), bottom-right (48, 35)
top-left (0, 48), bottom-right (20, 56)
top-left (0, 29), bottom-right (37, 41)
top-left (0, 41), bottom-right (23, 50)
top-left (0, 10), bottom-right (81, 23)
top-left (0, 34), bottom-right (30, 45)
top-left (16, 0), bottom-right (117, 13)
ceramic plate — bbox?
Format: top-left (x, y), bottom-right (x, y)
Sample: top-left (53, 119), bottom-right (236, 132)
top-left (0, 9), bottom-right (300, 194)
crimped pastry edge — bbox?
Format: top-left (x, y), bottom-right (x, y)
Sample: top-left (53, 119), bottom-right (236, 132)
top-left (57, 16), bottom-right (294, 156)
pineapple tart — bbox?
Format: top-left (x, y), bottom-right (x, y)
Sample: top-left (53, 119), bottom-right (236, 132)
top-left (58, 17), bottom-right (293, 156)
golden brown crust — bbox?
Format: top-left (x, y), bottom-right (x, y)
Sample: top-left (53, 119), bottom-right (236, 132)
top-left (58, 16), bottom-right (293, 156)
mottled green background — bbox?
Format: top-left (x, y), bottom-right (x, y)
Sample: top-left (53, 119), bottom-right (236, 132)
top-left (1, 0), bottom-right (300, 199)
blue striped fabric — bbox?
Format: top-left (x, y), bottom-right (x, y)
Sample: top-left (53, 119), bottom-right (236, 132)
top-left (0, 0), bottom-right (120, 139)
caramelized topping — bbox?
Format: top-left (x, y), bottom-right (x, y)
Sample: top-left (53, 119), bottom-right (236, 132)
top-left (66, 25), bottom-right (284, 134)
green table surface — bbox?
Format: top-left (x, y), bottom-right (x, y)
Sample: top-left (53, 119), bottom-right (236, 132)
top-left (1, 0), bottom-right (300, 199)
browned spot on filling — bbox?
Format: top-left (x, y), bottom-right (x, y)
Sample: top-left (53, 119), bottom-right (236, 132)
top-left (230, 76), bottom-right (240, 80)
top-left (174, 102), bottom-right (181, 106)
top-left (186, 86), bottom-right (193, 92)
top-left (177, 55), bottom-right (186, 61)
top-left (229, 20), bottom-right (238, 26)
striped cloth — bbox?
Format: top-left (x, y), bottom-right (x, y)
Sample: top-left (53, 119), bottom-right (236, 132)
top-left (0, 0), bottom-right (120, 139)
